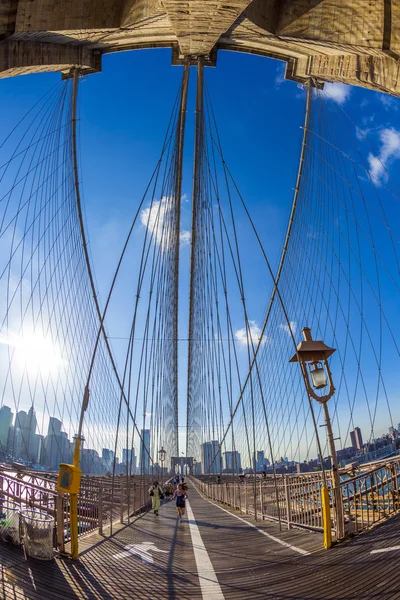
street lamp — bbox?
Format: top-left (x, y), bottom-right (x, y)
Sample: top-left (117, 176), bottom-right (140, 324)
top-left (158, 446), bottom-right (166, 485)
top-left (290, 327), bottom-right (345, 542)
top-left (193, 458), bottom-right (197, 477)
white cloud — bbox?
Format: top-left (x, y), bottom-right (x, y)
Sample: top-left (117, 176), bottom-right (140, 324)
top-left (234, 320), bottom-right (269, 347)
top-left (140, 197), bottom-right (172, 249)
top-left (140, 198), bottom-right (191, 249)
top-left (356, 126), bottom-right (371, 140)
top-left (279, 321), bottom-right (297, 337)
top-left (274, 64), bottom-right (286, 88)
top-left (181, 193), bottom-right (189, 202)
top-left (367, 127), bottom-right (400, 184)
top-left (362, 114), bottom-right (375, 125)
top-left (324, 82), bottom-right (352, 105)
top-left (179, 230), bottom-right (191, 246)
top-left (379, 94), bottom-right (399, 111)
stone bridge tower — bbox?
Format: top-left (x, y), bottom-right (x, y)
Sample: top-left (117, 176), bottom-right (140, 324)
top-left (0, 0), bottom-right (399, 94)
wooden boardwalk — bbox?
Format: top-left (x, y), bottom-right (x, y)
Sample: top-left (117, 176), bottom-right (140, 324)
top-left (1, 481), bottom-right (400, 599)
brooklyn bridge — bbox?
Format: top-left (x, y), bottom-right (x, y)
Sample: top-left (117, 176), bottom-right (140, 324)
top-left (0, 1), bottom-right (400, 598)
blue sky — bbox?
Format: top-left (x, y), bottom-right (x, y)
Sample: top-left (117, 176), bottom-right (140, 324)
top-left (0, 48), bottom-right (399, 464)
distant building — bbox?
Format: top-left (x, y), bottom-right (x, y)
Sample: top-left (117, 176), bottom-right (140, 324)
top-left (81, 448), bottom-right (103, 475)
top-left (48, 417), bottom-right (62, 437)
top-left (12, 410), bottom-right (28, 458)
top-left (122, 448), bottom-right (136, 474)
top-left (139, 429), bottom-right (151, 474)
top-left (201, 441), bottom-right (221, 474)
top-left (223, 451), bottom-right (241, 473)
top-left (350, 427), bottom-right (363, 450)
top-left (102, 448), bottom-right (115, 471)
top-left (9, 407), bottom-right (39, 462)
top-left (41, 418), bottom-right (72, 470)
top-left (0, 406), bottom-right (13, 450)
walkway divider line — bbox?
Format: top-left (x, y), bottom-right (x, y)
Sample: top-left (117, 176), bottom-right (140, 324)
top-left (371, 546), bottom-right (400, 554)
top-left (190, 480), bottom-right (310, 556)
top-left (185, 500), bottom-right (225, 600)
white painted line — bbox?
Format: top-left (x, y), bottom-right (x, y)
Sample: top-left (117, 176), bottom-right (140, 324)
top-left (371, 545), bottom-right (400, 555)
top-left (192, 482), bottom-right (309, 556)
top-left (186, 499), bottom-right (225, 600)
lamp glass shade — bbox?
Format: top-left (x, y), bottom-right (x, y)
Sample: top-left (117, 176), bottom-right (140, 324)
top-left (158, 448), bottom-right (166, 462)
top-left (310, 366), bottom-right (327, 389)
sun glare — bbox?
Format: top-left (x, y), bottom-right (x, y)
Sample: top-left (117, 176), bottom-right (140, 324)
top-left (0, 330), bottom-right (67, 376)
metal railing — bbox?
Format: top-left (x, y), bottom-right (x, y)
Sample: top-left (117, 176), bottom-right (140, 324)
top-left (193, 455), bottom-right (400, 541)
top-left (0, 467), bottom-right (155, 552)
top-left (194, 473), bottom-right (331, 533)
top-left (341, 458), bottom-right (400, 534)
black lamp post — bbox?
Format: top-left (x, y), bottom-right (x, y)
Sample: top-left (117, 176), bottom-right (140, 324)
top-left (290, 327), bottom-right (344, 541)
top-left (158, 446), bottom-right (166, 485)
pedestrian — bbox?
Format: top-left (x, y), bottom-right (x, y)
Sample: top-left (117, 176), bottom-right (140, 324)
top-left (164, 482), bottom-right (171, 498)
top-left (149, 480), bottom-right (164, 516)
top-left (172, 483), bottom-right (188, 523)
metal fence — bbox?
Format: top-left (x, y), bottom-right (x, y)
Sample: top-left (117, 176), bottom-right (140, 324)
top-left (0, 468), bottom-right (155, 552)
top-left (194, 473), bottom-right (330, 533)
top-left (341, 458), bottom-right (400, 534)
top-left (194, 455), bottom-right (400, 541)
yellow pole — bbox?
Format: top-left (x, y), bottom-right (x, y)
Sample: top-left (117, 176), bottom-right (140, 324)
top-left (70, 435), bottom-right (82, 559)
top-left (70, 493), bottom-right (79, 559)
top-left (73, 435), bottom-right (81, 468)
top-left (321, 484), bottom-right (332, 549)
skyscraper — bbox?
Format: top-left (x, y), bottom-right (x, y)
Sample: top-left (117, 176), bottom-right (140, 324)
top-left (122, 448), bottom-right (136, 473)
top-left (0, 406), bottom-right (13, 450)
top-left (102, 448), bottom-right (115, 471)
top-left (354, 427), bottom-right (363, 449)
top-left (201, 441), bottom-right (222, 474)
top-left (13, 410), bottom-right (28, 459)
top-left (15, 410), bottom-right (28, 430)
top-left (41, 417), bottom-right (71, 470)
top-left (256, 450), bottom-right (265, 472)
top-left (48, 417), bottom-right (62, 437)
top-left (26, 406), bottom-right (41, 462)
top-left (139, 429), bottom-right (150, 474)
top-left (350, 427), bottom-right (363, 450)
top-left (223, 451), bottom-right (241, 473)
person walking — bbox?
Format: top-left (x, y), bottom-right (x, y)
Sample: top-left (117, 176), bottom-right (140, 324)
top-left (164, 482), bottom-right (171, 498)
top-left (149, 481), bottom-right (164, 516)
top-left (172, 483), bottom-right (188, 523)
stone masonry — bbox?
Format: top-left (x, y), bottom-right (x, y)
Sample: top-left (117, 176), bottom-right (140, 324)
top-left (0, 0), bottom-right (399, 95)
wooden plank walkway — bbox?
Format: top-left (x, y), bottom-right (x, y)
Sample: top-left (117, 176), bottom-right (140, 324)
top-left (0, 481), bottom-right (400, 599)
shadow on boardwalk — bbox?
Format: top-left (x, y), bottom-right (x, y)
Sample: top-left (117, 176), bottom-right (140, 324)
top-left (0, 483), bottom-right (400, 599)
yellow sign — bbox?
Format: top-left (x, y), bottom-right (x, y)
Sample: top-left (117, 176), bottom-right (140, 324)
top-left (57, 464), bottom-right (82, 494)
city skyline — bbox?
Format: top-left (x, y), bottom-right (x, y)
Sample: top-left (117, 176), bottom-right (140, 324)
top-left (0, 404), bottom-right (148, 475)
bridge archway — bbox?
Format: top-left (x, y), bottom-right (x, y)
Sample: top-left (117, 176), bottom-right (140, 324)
top-left (0, 2), bottom-right (399, 96)
top-left (170, 457), bottom-right (193, 476)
